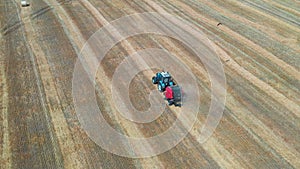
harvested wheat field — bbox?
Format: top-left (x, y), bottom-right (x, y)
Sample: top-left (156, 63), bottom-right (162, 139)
top-left (0, 0), bottom-right (299, 168)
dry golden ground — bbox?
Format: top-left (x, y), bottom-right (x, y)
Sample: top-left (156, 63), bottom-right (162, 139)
top-left (0, 0), bottom-right (299, 168)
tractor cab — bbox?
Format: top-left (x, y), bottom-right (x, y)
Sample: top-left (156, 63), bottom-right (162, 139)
top-left (161, 72), bottom-right (172, 83)
top-left (165, 86), bottom-right (182, 107)
top-left (152, 71), bottom-right (175, 92)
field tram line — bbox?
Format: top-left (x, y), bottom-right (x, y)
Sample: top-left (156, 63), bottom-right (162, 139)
top-left (0, 49), bottom-right (10, 169)
top-left (27, 0), bottom-right (116, 168)
top-left (238, 0), bottom-right (300, 27)
top-left (167, 0), bottom-right (300, 104)
top-left (68, 0), bottom-right (169, 166)
top-left (6, 0), bottom-right (298, 167)
top-left (94, 0), bottom-right (300, 166)
top-left (226, 71), bottom-right (300, 150)
top-left (271, 0), bottom-right (300, 15)
top-left (132, 33), bottom-right (223, 168)
top-left (68, 0), bottom-right (218, 167)
top-left (7, 0), bottom-right (67, 168)
top-left (200, 0), bottom-right (300, 53)
top-left (0, 1), bottom-right (9, 168)
top-left (14, 0), bottom-right (94, 168)
top-left (1, 1), bottom-right (60, 168)
top-left (140, 0), bottom-right (296, 168)
top-left (152, 0), bottom-right (300, 115)
top-left (79, 0), bottom-right (161, 85)
top-left (160, 0), bottom-right (300, 82)
top-left (84, 1), bottom-right (216, 167)
top-left (38, 1), bottom-right (134, 168)
top-left (101, 0), bottom-right (248, 168)
top-left (198, 0), bottom-right (300, 60)
top-left (88, 0), bottom-right (203, 147)
top-left (192, 0), bottom-right (300, 68)
top-left (147, 29), bottom-right (249, 168)
top-left (137, 0), bottom-right (262, 105)
top-left (82, 0), bottom-right (288, 168)
top-left (158, 0), bottom-right (298, 154)
top-left (224, 0), bottom-right (300, 39)
top-left (42, 0), bottom-right (161, 167)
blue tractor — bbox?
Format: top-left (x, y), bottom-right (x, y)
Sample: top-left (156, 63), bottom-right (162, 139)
top-left (152, 72), bottom-right (175, 92)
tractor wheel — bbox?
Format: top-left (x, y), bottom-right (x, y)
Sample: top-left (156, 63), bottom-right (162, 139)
top-left (152, 77), bottom-right (157, 84)
top-left (158, 84), bottom-right (163, 92)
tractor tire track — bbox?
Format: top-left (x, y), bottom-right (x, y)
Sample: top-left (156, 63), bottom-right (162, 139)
top-left (226, 0), bottom-right (300, 33)
top-left (207, 0), bottom-right (300, 52)
top-left (213, 43), bottom-right (300, 168)
top-left (82, 0), bottom-right (300, 166)
top-left (65, 0), bottom-right (185, 167)
top-left (238, 0), bottom-right (300, 27)
top-left (42, 0), bottom-right (162, 167)
top-left (35, 0), bottom-right (135, 168)
top-left (76, 1), bottom-right (226, 168)
top-left (167, 0), bottom-right (300, 76)
top-left (152, 34), bottom-right (296, 166)
top-left (183, 0), bottom-right (300, 69)
top-left (3, 0), bottom-right (64, 168)
top-left (1, 2), bottom-right (11, 169)
top-left (1, 0), bottom-right (299, 168)
top-left (270, 0), bottom-right (300, 14)
top-left (140, 0), bottom-right (300, 167)
top-left (149, 0), bottom-right (300, 117)
top-left (261, 0), bottom-right (300, 20)
top-left (20, 1), bottom-right (87, 168)
top-left (200, 0), bottom-right (300, 60)
top-left (74, 0), bottom-right (224, 168)
top-left (0, 41), bottom-right (10, 169)
top-left (100, 0), bottom-right (245, 168)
